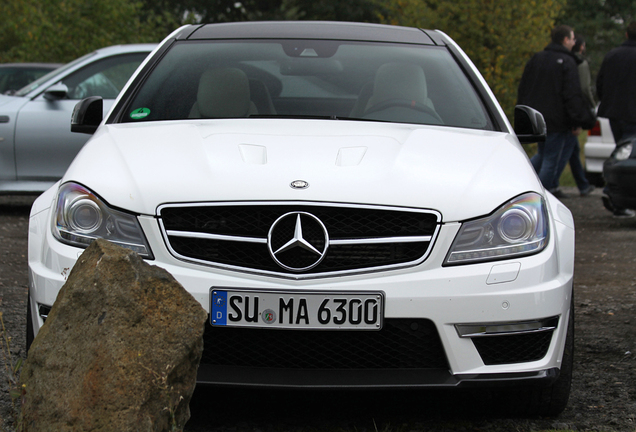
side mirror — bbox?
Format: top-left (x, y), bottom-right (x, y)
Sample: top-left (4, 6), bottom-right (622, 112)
top-left (71, 96), bottom-right (103, 135)
top-left (514, 105), bottom-right (547, 143)
top-left (43, 83), bottom-right (69, 101)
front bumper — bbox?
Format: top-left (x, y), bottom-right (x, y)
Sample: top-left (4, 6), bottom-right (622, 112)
top-left (604, 158), bottom-right (636, 209)
top-left (28, 191), bottom-right (574, 388)
top-left (197, 364), bottom-right (561, 389)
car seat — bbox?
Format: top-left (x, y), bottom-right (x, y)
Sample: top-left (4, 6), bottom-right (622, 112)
top-left (365, 62), bottom-right (437, 114)
top-left (189, 67), bottom-right (257, 118)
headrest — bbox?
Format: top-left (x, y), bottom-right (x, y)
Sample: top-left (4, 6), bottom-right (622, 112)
top-left (367, 63), bottom-right (428, 109)
top-left (197, 68), bottom-right (251, 118)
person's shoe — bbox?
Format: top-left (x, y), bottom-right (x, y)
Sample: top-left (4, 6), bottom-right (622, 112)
top-left (613, 208), bottom-right (636, 218)
top-left (550, 188), bottom-right (570, 199)
top-left (580, 185), bottom-right (595, 197)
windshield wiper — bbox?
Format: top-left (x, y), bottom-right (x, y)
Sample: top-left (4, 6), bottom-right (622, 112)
top-left (248, 114), bottom-right (387, 123)
top-left (249, 114), bottom-right (336, 120)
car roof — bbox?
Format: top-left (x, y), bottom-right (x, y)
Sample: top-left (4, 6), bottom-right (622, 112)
top-left (180, 21), bottom-right (442, 46)
top-left (90, 44), bottom-right (158, 56)
top-left (0, 63), bottom-right (62, 69)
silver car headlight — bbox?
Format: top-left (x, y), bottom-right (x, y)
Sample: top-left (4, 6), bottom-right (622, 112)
top-left (53, 182), bottom-right (153, 258)
top-left (444, 193), bottom-right (548, 265)
top-left (613, 143), bottom-right (633, 161)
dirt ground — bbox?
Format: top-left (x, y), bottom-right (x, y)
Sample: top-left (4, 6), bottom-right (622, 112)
top-left (1, 188), bottom-right (635, 432)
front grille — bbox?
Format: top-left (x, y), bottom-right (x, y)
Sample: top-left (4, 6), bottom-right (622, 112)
top-left (471, 331), bottom-right (554, 365)
top-left (201, 319), bottom-right (449, 370)
top-left (160, 203), bottom-right (440, 277)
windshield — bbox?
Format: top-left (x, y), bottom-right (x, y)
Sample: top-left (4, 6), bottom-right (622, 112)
top-left (14, 52), bottom-right (97, 97)
top-left (120, 39), bottom-right (492, 130)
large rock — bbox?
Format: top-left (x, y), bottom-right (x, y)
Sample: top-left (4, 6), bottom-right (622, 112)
top-left (20, 239), bottom-right (208, 432)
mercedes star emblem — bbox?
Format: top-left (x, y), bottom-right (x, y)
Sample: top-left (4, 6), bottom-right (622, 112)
top-left (290, 180), bottom-right (309, 189)
top-left (267, 212), bottom-right (329, 272)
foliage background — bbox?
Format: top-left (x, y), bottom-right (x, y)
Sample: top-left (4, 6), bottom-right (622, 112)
top-left (1, 0), bottom-right (634, 120)
top-left (378, 0), bottom-right (566, 120)
top-left (0, 0), bottom-right (173, 63)
top-left (556, 0), bottom-right (636, 93)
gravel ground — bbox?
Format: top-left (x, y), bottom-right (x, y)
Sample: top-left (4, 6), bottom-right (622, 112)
top-left (1, 188), bottom-right (635, 432)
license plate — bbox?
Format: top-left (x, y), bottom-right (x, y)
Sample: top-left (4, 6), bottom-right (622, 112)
top-left (210, 288), bottom-right (384, 330)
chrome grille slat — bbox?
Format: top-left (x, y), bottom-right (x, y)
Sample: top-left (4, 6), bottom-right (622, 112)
top-left (165, 230), bottom-right (268, 244)
top-left (166, 230), bottom-right (432, 245)
top-left (159, 202), bottom-right (441, 278)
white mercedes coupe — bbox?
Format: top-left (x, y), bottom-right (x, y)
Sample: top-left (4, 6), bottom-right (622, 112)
top-left (27, 21), bottom-right (574, 415)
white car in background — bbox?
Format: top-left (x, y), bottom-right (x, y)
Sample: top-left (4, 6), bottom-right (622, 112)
top-left (28, 21), bottom-right (574, 416)
top-left (584, 117), bottom-right (615, 185)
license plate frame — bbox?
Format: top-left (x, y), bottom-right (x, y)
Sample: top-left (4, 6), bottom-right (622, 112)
top-left (210, 288), bottom-right (384, 330)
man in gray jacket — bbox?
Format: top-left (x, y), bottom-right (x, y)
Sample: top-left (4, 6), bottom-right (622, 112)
top-left (554, 35), bottom-right (595, 198)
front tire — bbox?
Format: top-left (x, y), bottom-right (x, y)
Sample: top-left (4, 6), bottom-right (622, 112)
top-left (534, 297), bottom-right (574, 416)
top-left (500, 297), bottom-right (574, 416)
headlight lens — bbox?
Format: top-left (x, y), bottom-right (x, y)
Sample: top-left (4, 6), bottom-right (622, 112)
top-left (613, 143), bottom-right (633, 161)
top-left (53, 182), bottom-right (153, 258)
top-left (444, 193), bottom-right (548, 265)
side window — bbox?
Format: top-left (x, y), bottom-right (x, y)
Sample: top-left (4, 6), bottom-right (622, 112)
top-left (0, 68), bottom-right (52, 94)
top-left (62, 52), bottom-right (148, 100)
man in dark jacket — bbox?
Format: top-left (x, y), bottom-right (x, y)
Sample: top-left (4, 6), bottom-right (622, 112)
top-left (596, 21), bottom-right (636, 217)
top-left (517, 25), bottom-right (593, 197)
top-left (597, 21), bottom-right (636, 145)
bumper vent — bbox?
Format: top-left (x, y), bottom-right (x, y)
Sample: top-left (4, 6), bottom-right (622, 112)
top-left (159, 203), bottom-right (440, 278)
top-left (201, 318), bottom-right (449, 370)
top-left (472, 331), bottom-right (554, 365)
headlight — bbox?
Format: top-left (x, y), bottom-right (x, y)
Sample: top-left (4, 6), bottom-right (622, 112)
top-left (613, 143), bottom-right (633, 161)
top-left (444, 193), bottom-right (548, 265)
top-left (53, 182), bottom-right (153, 258)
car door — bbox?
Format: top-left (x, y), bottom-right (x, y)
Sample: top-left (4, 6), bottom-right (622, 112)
top-left (14, 52), bottom-right (149, 181)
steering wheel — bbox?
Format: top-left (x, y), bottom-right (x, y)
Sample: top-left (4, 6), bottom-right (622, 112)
top-left (364, 98), bottom-right (443, 123)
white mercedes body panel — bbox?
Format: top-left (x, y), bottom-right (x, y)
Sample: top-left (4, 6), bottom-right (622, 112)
top-left (27, 21), bottom-right (575, 415)
top-left (63, 120), bottom-right (539, 221)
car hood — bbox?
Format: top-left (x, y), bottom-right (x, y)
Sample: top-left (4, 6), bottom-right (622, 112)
top-left (0, 93), bottom-right (24, 108)
top-left (63, 119), bottom-right (542, 222)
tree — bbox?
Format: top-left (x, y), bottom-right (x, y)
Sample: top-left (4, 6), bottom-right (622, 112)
top-left (377, 0), bottom-right (566, 118)
top-left (0, 0), bottom-right (170, 63)
top-left (138, 0), bottom-right (382, 27)
top-left (280, 0), bottom-right (383, 22)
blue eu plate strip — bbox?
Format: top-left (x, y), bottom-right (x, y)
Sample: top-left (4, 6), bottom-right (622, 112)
top-left (211, 290), bottom-right (227, 325)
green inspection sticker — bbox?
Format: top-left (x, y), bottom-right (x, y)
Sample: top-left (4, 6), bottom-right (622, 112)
top-left (130, 107), bottom-right (150, 120)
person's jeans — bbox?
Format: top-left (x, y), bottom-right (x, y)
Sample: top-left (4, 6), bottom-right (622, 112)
top-left (531, 132), bottom-right (569, 191)
top-left (555, 133), bottom-right (590, 192)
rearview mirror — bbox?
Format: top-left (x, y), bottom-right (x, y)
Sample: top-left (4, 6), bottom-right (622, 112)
top-left (280, 59), bottom-right (343, 76)
top-left (71, 96), bottom-right (103, 135)
top-left (514, 105), bottom-right (547, 144)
